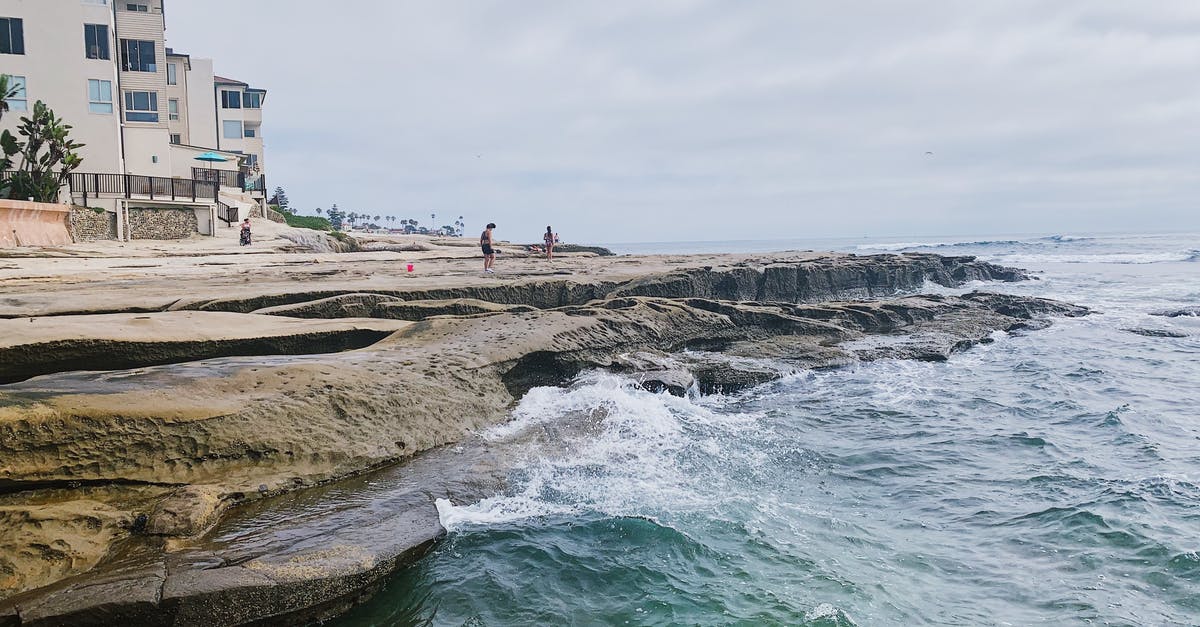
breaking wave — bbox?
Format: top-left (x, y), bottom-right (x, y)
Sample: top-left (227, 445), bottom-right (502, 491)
top-left (857, 239), bottom-right (1022, 251)
top-left (438, 371), bottom-right (763, 530)
top-left (856, 233), bottom-right (1198, 265)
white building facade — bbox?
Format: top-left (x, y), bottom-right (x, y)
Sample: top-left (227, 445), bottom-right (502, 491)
top-left (0, 0), bottom-right (269, 235)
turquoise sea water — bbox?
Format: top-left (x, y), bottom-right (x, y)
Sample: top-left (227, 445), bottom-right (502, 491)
top-left (335, 233), bottom-right (1200, 626)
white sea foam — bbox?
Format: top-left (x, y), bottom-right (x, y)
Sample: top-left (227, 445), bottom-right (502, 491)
top-left (855, 241), bottom-right (947, 251)
top-left (438, 372), bottom-right (762, 531)
top-left (805, 602), bottom-right (857, 624)
top-left (1042, 234), bottom-right (1093, 242)
top-left (981, 251), bottom-right (1199, 265)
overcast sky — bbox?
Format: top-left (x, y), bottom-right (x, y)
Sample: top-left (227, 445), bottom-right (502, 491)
top-left (166, 1), bottom-right (1200, 243)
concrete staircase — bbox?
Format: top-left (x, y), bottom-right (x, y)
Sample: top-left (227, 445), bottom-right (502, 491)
top-left (218, 190), bottom-right (261, 224)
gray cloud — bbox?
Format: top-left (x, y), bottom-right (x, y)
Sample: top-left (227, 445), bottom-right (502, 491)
top-left (166, 0), bottom-right (1200, 242)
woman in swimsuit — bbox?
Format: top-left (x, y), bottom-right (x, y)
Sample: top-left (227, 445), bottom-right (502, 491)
top-left (481, 223), bottom-right (496, 273)
top-left (544, 226), bottom-right (557, 260)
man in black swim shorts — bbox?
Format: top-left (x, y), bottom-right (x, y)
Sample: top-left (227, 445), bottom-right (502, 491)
top-left (481, 222), bottom-right (496, 273)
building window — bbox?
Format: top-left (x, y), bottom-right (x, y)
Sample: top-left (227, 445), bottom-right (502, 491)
top-left (242, 92), bottom-right (262, 109)
top-left (168, 98), bottom-right (179, 120)
top-left (84, 24), bottom-right (110, 59)
top-left (88, 79), bottom-right (113, 114)
top-left (166, 63), bottom-right (177, 85)
top-left (120, 39), bottom-right (156, 72)
top-left (244, 154), bottom-right (259, 168)
top-left (169, 133), bottom-right (181, 145)
top-left (124, 90), bottom-right (158, 122)
top-left (223, 120), bottom-right (243, 139)
top-left (4, 75), bottom-right (26, 112)
top-left (126, 4), bottom-right (148, 11)
top-left (244, 126), bottom-right (256, 138)
top-left (220, 90), bottom-right (241, 109)
top-left (0, 17), bottom-right (24, 55)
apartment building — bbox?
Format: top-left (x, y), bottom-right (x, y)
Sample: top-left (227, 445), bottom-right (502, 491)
top-left (0, 0), bottom-right (269, 235)
top-left (215, 75), bottom-right (267, 190)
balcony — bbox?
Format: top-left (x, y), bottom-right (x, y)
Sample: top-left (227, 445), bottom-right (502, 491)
top-left (69, 172), bottom-right (218, 205)
top-left (192, 167), bottom-right (265, 193)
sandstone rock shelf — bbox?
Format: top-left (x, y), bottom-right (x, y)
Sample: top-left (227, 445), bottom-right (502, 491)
top-left (0, 249), bottom-right (1084, 626)
top-left (0, 313), bottom-right (408, 384)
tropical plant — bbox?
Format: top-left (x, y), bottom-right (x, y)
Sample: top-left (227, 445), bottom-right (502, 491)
top-left (3, 101), bottom-right (86, 202)
top-left (1, 75), bottom-right (22, 197)
top-left (0, 74), bottom-right (19, 121)
top-left (315, 207), bottom-right (323, 215)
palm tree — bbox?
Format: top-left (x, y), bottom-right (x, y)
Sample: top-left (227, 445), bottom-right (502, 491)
top-left (315, 208), bottom-right (323, 216)
top-left (348, 212), bottom-right (358, 226)
top-left (374, 214), bottom-right (381, 223)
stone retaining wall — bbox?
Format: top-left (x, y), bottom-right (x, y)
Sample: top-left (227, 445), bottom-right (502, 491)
top-left (68, 207), bottom-right (116, 241)
top-left (127, 207), bottom-right (199, 240)
top-left (264, 205), bottom-right (287, 223)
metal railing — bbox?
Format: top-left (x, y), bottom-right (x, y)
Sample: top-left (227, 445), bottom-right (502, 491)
top-left (69, 172), bottom-right (218, 205)
top-left (216, 199), bottom-right (238, 226)
top-left (192, 167), bottom-right (240, 189)
top-left (191, 167), bottom-right (266, 193)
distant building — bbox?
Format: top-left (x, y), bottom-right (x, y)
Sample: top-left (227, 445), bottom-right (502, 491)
top-left (0, 0), bottom-right (268, 238)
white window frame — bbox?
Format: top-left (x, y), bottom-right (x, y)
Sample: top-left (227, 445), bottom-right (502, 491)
top-left (221, 90), bottom-right (241, 109)
top-left (222, 120), bottom-right (243, 139)
top-left (124, 89), bottom-right (158, 122)
top-left (169, 133), bottom-right (181, 145)
top-left (168, 98), bottom-right (178, 120)
top-left (5, 75), bottom-right (27, 111)
top-left (166, 62), bottom-right (176, 85)
top-left (84, 23), bottom-right (110, 60)
top-left (87, 78), bottom-right (113, 114)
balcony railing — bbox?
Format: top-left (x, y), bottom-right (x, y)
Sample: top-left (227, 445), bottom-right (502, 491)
top-left (192, 167), bottom-right (266, 193)
top-left (69, 172), bottom-right (218, 205)
top-left (192, 167), bottom-right (239, 189)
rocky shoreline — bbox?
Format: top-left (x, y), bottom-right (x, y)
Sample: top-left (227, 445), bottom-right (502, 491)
top-left (0, 249), bottom-right (1086, 625)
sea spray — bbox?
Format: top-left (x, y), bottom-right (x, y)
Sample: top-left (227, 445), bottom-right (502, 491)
top-left (437, 371), bottom-right (764, 531)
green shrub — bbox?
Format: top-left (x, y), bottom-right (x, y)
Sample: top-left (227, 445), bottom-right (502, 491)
top-left (284, 213), bottom-right (332, 231)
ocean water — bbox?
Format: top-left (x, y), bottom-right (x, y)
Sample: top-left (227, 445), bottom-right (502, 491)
top-left (335, 233), bottom-right (1200, 626)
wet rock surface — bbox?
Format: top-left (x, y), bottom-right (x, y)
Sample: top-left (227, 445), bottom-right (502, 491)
top-left (1150, 306), bottom-right (1200, 318)
top-left (1123, 327), bottom-right (1189, 338)
top-left (0, 251), bottom-right (1082, 625)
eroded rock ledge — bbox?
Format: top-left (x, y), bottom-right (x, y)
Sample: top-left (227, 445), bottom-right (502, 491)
top-left (0, 253), bottom-right (1081, 626)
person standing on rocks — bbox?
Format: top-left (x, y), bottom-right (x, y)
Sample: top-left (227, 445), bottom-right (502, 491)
top-left (481, 222), bottom-right (497, 273)
top-left (544, 226), bottom-right (558, 260)
top-left (240, 218), bottom-right (252, 246)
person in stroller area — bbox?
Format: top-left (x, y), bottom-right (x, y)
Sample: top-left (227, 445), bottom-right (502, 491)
top-left (240, 218), bottom-right (252, 246)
